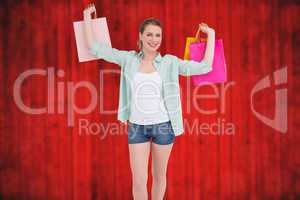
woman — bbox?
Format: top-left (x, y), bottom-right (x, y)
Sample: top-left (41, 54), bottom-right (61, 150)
top-left (83, 3), bottom-right (215, 200)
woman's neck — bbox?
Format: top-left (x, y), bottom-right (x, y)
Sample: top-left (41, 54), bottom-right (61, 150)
top-left (142, 49), bottom-right (158, 61)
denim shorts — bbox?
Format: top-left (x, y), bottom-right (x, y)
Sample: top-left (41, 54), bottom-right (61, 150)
top-left (127, 120), bottom-right (175, 145)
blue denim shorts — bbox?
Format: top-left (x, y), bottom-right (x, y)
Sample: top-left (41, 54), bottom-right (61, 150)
top-left (127, 120), bottom-right (175, 145)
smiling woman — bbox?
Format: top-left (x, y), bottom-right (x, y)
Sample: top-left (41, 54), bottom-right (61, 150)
top-left (0, 0), bottom-right (298, 200)
top-left (83, 2), bottom-right (215, 199)
top-left (137, 19), bottom-right (163, 74)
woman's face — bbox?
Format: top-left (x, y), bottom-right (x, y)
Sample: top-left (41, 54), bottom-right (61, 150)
top-left (139, 24), bottom-right (162, 53)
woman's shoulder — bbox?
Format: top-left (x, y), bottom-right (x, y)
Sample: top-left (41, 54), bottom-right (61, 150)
top-left (162, 54), bottom-right (177, 59)
top-left (161, 54), bottom-right (179, 63)
top-left (126, 50), bottom-right (141, 58)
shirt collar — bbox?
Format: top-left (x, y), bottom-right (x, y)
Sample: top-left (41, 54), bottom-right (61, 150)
top-left (137, 51), bottom-right (162, 63)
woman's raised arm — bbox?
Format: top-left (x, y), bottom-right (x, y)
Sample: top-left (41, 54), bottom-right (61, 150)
top-left (177, 23), bottom-right (215, 76)
top-left (83, 3), bottom-right (96, 49)
top-left (82, 3), bottom-right (132, 67)
top-left (200, 23), bottom-right (215, 67)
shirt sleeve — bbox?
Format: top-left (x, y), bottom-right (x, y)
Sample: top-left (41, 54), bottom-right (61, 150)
top-left (175, 56), bottom-right (212, 76)
top-left (89, 41), bottom-right (132, 67)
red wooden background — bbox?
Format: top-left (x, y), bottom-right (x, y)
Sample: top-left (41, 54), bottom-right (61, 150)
top-left (0, 0), bottom-right (299, 199)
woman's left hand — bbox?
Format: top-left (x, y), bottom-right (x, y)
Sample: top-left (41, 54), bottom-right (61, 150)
top-left (199, 23), bottom-right (215, 35)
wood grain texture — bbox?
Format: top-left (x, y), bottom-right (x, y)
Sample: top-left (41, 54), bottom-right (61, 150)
top-left (0, 0), bottom-right (299, 199)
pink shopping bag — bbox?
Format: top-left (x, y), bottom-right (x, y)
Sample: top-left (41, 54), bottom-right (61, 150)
top-left (73, 17), bottom-right (111, 62)
top-left (189, 39), bottom-right (227, 86)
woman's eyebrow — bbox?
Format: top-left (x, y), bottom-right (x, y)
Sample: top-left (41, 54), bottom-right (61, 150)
top-left (145, 32), bottom-right (161, 35)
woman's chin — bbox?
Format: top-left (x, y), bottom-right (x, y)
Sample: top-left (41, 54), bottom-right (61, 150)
top-left (144, 46), bottom-right (159, 53)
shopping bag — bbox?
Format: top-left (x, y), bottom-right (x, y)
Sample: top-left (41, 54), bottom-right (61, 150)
top-left (183, 37), bottom-right (199, 60)
top-left (189, 39), bottom-right (227, 86)
top-left (183, 27), bottom-right (206, 60)
top-left (73, 15), bottom-right (111, 62)
top-left (184, 27), bottom-right (227, 86)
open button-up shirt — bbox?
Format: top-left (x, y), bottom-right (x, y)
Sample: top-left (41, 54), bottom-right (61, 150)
top-left (90, 42), bottom-right (212, 136)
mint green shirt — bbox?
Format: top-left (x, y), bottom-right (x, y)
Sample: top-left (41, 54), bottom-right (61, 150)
top-left (90, 42), bottom-right (212, 136)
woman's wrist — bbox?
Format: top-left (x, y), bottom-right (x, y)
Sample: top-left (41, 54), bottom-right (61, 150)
top-left (207, 29), bottom-right (215, 37)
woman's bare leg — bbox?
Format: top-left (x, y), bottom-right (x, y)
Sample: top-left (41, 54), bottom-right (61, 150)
top-left (151, 142), bottom-right (174, 200)
top-left (129, 142), bottom-right (151, 200)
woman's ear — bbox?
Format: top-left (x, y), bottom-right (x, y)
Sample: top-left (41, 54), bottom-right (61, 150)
top-left (139, 32), bottom-right (142, 40)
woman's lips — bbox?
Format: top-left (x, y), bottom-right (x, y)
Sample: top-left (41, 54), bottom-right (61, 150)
top-left (147, 42), bottom-right (158, 48)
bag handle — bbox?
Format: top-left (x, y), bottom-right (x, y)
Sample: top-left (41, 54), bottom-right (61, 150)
top-left (92, 9), bottom-right (97, 19)
top-left (85, 3), bottom-right (97, 19)
top-left (195, 25), bottom-right (207, 42)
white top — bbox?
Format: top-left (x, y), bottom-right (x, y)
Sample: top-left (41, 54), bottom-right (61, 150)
top-left (129, 71), bottom-right (170, 125)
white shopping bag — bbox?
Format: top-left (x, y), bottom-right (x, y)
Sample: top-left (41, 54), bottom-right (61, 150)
top-left (73, 17), bottom-right (111, 62)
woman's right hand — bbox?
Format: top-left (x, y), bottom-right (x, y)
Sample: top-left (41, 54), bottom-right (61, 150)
top-left (83, 3), bottom-right (96, 20)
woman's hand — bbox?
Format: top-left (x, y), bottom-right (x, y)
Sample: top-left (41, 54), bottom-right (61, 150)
top-left (83, 3), bottom-right (96, 20)
top-left (199, 23), bottom-right (215, 36)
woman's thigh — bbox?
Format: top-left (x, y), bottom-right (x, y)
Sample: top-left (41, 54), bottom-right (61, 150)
top-left (151, 142), bottom-right (174, 179)
top-left (128, 142), bottom-right (151, 182)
